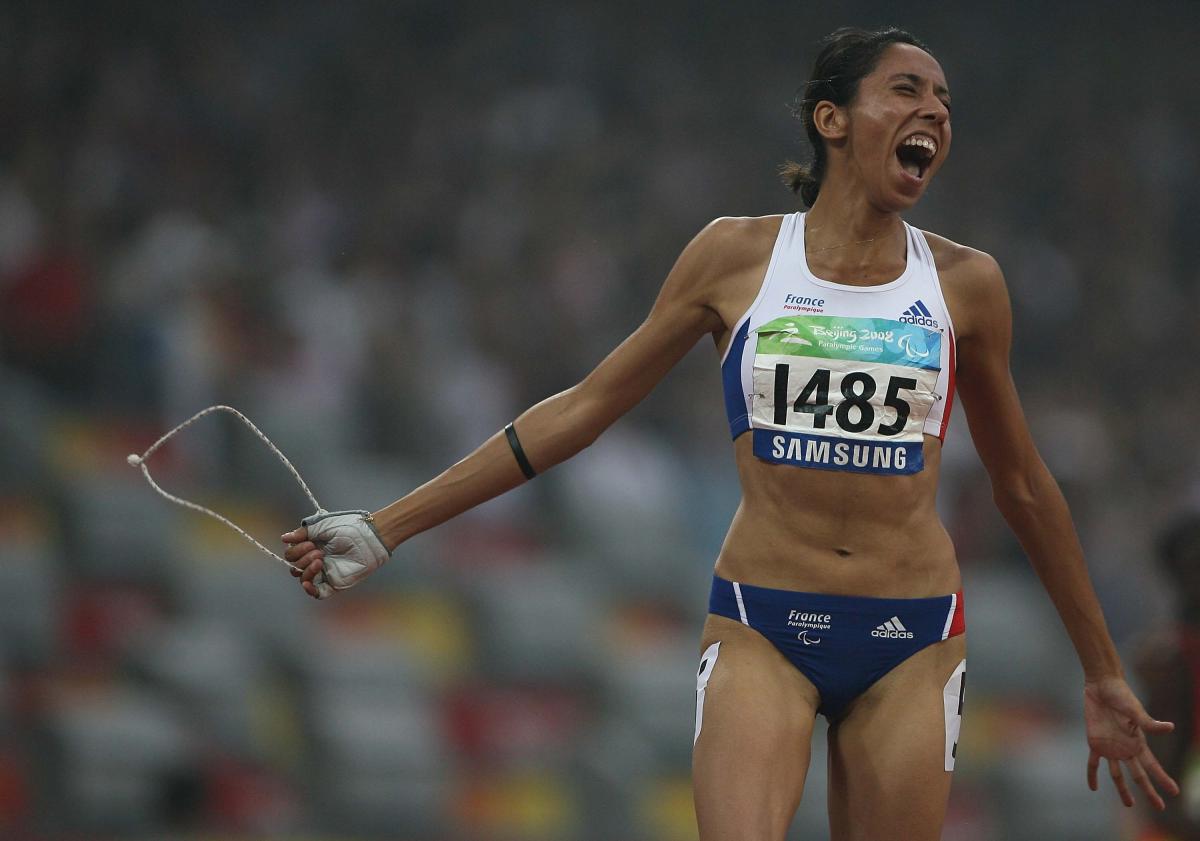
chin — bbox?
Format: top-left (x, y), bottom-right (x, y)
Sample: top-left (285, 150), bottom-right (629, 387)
top-left (890, 172), bottom-right (936, 210)
top-left (871, 184), bottom-right (925, 214)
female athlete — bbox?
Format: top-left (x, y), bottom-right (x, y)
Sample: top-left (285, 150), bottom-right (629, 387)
top-left (282, 26), bottom-right (1179, 840)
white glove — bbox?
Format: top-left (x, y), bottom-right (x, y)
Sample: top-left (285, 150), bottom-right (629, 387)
top-left (301, 509), bottom-right (392, 599)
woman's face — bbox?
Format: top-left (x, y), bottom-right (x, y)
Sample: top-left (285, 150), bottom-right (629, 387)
top-left (838, 43), bottom-right (952, 210)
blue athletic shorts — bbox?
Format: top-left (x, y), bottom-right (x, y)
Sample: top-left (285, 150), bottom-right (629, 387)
top-left (708, 574), bottom-right (965, 719)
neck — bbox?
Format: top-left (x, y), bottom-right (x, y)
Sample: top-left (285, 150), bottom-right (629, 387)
top-left (804, 188), bottom-right (903, 251)
top-left (800, 182), bottom-right (909, 285)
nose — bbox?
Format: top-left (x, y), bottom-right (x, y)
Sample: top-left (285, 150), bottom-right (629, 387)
top-left (919, 96), bottom-right (950, 124)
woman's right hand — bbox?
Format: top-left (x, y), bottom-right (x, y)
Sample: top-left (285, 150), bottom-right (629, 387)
top-left (282, 510), bottom-right (392, 599)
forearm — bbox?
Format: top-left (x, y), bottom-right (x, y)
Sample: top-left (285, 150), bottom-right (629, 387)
top-left (993, 467), bottom-right (1122, 680)
top-left (370, 386), bottom-right (602, 551)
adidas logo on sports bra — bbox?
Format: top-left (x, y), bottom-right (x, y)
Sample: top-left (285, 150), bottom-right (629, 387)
top-left (871, 616), bottom-right (915, 639)
top-left (899, 299), bottom-right (939, 329)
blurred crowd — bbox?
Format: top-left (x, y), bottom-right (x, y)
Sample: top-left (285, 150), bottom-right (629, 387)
top-left (1, 1), bottom-right (1198, 839)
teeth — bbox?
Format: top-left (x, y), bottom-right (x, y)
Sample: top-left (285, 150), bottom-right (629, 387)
top-left (901, 135), bottom-right (937, 156)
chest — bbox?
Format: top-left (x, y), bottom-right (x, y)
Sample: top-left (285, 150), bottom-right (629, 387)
top-left (718, 215), bottom-right (958, 477)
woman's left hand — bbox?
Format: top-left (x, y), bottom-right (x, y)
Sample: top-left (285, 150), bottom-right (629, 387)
top-left (1084, 675), bottom-right (1180, 810)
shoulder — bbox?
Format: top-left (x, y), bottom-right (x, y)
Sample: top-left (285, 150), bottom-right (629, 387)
top-left (703, 214), bottom-right (786, 247)
top-left (685, 214), bottom-right (785, 275)
top-left (920, 229), bottom-right (1004, 289)
top-left (919, 229), bottom-right (1009, 339)
top-left (659, 215), bottom-right (784, 315)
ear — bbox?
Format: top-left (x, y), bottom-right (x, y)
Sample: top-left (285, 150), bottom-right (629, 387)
top-left (812, 100), bottom-right (847, 142)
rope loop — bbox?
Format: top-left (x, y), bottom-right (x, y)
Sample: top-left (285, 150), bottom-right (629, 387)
top-left (127, 405), bottom-right (324, 568)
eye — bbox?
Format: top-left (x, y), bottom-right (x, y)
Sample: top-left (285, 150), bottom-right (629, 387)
top-left (894, 84), bottom-right (917, 95)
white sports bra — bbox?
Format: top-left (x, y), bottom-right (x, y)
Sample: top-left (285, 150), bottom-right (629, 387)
top-left (719, 212), bottom-right (956, 476)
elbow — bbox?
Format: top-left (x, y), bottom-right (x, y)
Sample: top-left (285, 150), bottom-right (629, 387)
top-left (569, 364), bottom-right (639, 444)
top-left (550, 384), bottom-right (610, 456)
top-left (989, 460), bottom-right (1058, 524)
top-left (568, 388), bottom-right (613, 450)
top-left (991, 480), bottom-right (1037, 521)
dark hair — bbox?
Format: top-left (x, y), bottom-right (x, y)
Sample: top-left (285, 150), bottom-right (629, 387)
top-left (781, 27), bottom-right (934, 207)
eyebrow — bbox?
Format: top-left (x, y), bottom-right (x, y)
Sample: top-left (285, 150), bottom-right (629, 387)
top-left (888, 72), bottom-right (952, 100)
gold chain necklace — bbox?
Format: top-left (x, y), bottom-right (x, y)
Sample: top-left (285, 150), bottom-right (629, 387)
top-left (805, 227), bottom-right (897, 255)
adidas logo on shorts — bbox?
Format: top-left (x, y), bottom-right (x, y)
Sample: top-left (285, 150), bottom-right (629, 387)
top-left (871, 616), bottom-right (915, 639)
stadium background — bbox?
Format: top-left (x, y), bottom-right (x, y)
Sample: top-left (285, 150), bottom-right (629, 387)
top-left (1, 1), bottom-right (1198, 838)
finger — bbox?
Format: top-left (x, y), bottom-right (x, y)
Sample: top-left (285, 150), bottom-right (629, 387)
top-left (1127, 757), bottom-right (1165, 811)
top-left (1087, 750), bottom-right (1099, 791)
top-left (287, 550), bottom-right (323, 580)
top-left (302, 579), bottom-right (319, 598)
top-left (301, 557), bottom-right (324, 584)
top-left (284, 541), bottom-right (317, 563)
top-left (1141, 716), bottom-right (1175, 734)
top-left (281, 527), bottom-right (308, 544)
top-left (285, 547), bottom-right (320, 571)
top-left (283, 541), bottom-right (317, 563)
top-left (288, 550), bottom-right (321, 575)
top-left (1141, 748), bottom-right (1181, 798)
top-left (1109, 758), bottom-right (1134, 808)
top-left (297, 548), bottom-right (324, 569)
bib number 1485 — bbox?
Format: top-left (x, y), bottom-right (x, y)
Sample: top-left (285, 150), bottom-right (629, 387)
top-left (772, 364), bottom-right (917, 436)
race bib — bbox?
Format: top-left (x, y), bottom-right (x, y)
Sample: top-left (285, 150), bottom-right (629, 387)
top-left (750, 315), bottom-right (941, 475)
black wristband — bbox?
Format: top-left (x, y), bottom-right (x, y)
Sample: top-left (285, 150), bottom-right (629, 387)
top-left (504, 422), bottom-right (537, 479)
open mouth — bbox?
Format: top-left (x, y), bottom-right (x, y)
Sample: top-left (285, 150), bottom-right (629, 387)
top-left (896, 133), bottom-right (937, 181)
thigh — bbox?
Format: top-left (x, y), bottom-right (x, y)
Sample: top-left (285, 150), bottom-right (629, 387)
top-left (693, 614), bottom-right (821, 841)
top-left (826, 634), bottom-right (967, 841)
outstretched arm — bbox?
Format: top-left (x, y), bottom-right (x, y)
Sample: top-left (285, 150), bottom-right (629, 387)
top-left (284, 218), bottom-right (738, 595)
top-left (951, 250), bottom-right (1179, 810)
